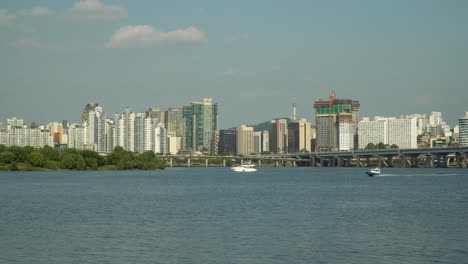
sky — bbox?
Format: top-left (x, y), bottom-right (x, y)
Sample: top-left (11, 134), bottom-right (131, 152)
top-left (1, 0), bottom-right (467, 128)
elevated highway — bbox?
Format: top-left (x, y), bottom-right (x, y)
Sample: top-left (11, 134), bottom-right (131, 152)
top-left (161, 147), bottom-right (468, 168)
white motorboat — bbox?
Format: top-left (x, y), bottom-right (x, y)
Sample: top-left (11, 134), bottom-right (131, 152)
top-left (366, 167), bottom-right (382, 177)
top-left (231, 163), bottom-right (257, 172)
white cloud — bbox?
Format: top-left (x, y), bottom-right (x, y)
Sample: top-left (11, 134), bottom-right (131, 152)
top-left (0, 9), bottom-right (15, 26)
top-left (65, 0), bottom-right (126, 21)
top-left (107, 25), bottom-right (206, 48)
top-left (224, 69), bottom-right (239, 77)
top-left (21, 6), bottom-right (56, 17)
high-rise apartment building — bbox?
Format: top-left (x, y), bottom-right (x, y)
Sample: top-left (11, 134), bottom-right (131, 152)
top-left (7, 117), bottom-right (24, 127)
top-left (114, 107), bottom-right (135, 152)
top-left (236, 125), bottom-right (254, 155)
top-left (68, 123), bottom-right (87, 150)
top-left (134, 113), bottom-right (153, 153)
top-left (288, 118), bottom-right (312, 153)
top-left (313, 96), bottom-right (360, 152)
top-left (459, 112), bottom-right (468, 146)
top-left (261, 130), bottom-right (269, 153)
top-left (81, 104), bottom-right (107, 152)
top-left (358, 116), bottom-right (417, 149)
top-left (183, 98), bottom-right (218, 154)
top-left (153, 122), bottom-right (166, 155)
top-left (387, 117), bottom-right (417, 149)
top-left (358, 117), bottom-right (387, 149)
top-left (48, 122), bottom-right (63, 145)
top-left (105, 118), bottom-right (114, 153)
top-left (269, 119), bottom-right (288, 154)
top-left (81, 102), bottom-right (98, 125)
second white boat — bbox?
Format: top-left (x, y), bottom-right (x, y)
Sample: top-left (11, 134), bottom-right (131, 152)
top-left (231, 163), bottom-right (257, 172)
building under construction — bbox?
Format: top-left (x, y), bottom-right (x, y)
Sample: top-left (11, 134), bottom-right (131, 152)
top-left (313, 93), bottom-right (360, 152)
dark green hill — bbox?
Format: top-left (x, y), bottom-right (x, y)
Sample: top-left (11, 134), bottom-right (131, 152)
top-left (249, 118), bottom-right (290, 132)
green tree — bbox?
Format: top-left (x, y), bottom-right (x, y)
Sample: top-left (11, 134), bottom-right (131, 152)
top-left (136, 151), bottom-right (156, 163)
top-left (0, 151), bottom-right (15, 164)
top-left (106, 146), bottom-right (134, 165)
top-left (7, 146), bottom-right (34, 162)
top-left (81, 150), bottom-right (104, 169)
top-left (365, 143), bottom-right (376, 150)
top-left (61, 153), bottom-right (86, 170)
top-left (27, 151), bottom-right (46, 167)
top-left (40, 145), bottom-right (60, 161)
top-left (390, 144), bottom-right (399, 149)
top-left (376, 142), bottom-right (386, 149)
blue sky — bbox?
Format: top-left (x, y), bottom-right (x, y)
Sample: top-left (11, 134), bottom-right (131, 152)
top-left (1, 0), bottom-right (467, 128)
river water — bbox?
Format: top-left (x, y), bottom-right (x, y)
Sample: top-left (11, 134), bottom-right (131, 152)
top-left (1, 167), bottom-right (467, 264)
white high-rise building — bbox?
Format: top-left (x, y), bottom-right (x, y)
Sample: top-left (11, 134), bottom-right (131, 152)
top-left (153, 122), bottom-right (166, 155)
top-left (388, 118), bottom-right (417, 149)
top-left (339, 122), bottom-right (355, 151)
top-left (262, 130), bottom-right (269, 153)
top-left (358, 116), bottom-right (417, 149)
top-left (114, 107), bottom-right (135, 152)
top-left (429, 112), bottom-right (443, 127)
top-left (358, 117), bottom-right (388, 149)
top-left (105, 118), bottom-right (114, 153)
top-left (459, 112), bottom-right (468, 146)
top-left (134, 113), bottom-right (153, 153)
top-left (68, 123), bottom-right (88, 150)
top-left (0, 122), bottom-right (53, 148)
top-left (95, 106), bottom-right (107, 153)
top-left (236, 125), bottom-right (254, 155)
top-left (7, 117), bottom-right (24, 127)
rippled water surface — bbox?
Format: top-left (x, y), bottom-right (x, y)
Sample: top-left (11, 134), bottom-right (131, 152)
top-left (1, 167), bottom-right (467, 264)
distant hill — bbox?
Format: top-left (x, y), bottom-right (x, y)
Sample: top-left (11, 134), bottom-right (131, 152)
top-left (249, 117), bottom-right (290, 132)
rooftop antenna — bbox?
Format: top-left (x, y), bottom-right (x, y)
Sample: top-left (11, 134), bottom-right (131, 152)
top-left (292, 97), bottom-right (297, 121)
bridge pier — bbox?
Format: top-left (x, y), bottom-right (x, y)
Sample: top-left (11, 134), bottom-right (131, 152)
top-left (169, 158), bottom-right (173, 168)
top-left (258, 160), bottom-right (261, 167)
top-left (223, 159), bottom-right (226, 167)
top-left (205, 158), bottom-right (208, 167)
top-left (187, 158), bottom-right (191, 167)
top-left (427, 154), bottom-right (434, 168)
top-left (400, 155), bottom-right (406, 168)
top-left (411, 155), bottom-right (419, 168)
top-left (310, 157), bottom-right (315, 167)
top-left (387, 156), bottom-right (394, 167)
top-left (275, 160), bottom-right (278, 167)
top-left (377, 156), bottom-right (382, 167)
top-left (463, 154), bottom-right (467, 168)
top-left (356, 156), bottom-right (360, 167)
top-left (442, 155), bottom-right (448, 168)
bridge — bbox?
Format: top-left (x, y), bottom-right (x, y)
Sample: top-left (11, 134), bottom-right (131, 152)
top-left (162, 147), bottom-right (468, 168)
top-left (250, 147), bottom-right (468, 168)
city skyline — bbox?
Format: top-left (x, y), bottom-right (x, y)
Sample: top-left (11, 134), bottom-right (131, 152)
top-left (0, 99), bottom-right (465, 129)
top-left (1, 0), bottom-right (468, 127)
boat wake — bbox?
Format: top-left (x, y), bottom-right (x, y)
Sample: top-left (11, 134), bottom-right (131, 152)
top-left (376, 173), bottom-right (460, 177)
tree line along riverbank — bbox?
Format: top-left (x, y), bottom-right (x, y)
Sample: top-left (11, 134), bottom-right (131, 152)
top-left (0, 145), bottom-right (165, 171)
